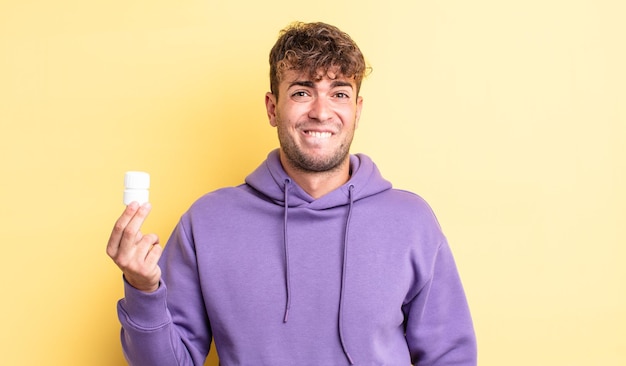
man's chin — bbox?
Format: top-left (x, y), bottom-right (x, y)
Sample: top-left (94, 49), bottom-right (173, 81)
top-left (291, 152), bottom-right (348, 173)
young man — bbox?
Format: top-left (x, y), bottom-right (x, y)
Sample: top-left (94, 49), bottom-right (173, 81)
top-left (107, 22), bottom-right (477, 365)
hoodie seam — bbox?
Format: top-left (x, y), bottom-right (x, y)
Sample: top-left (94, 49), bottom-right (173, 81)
top-left (405, 240), bottom-right (445, 306)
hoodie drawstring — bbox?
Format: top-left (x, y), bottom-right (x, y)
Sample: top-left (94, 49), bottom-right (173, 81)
top-left (338, 185), bottom-right (355, 365)
top-left (282, 179), bottom-right (292, 323)
top-left (281, 180), bottom-right (355, 365)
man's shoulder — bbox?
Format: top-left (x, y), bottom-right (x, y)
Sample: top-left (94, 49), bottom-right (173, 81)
top-left (365, 187), bottom-right (441, 223)
top-left (372, 187), bottom-right (431, 207)
top-left (183, 184), bottom-right (250, 212)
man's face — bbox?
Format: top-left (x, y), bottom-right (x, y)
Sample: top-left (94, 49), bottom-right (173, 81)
top-left (265, 69), bottom-right (363, 173)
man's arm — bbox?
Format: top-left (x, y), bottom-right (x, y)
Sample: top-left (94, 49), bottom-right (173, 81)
top-left (107, 203), bottom-right (211, 365)
top-left (404, 241), bottom-right (477, 366)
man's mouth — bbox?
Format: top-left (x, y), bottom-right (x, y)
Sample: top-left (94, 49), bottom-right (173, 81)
top-left (305, 131), bottom-right (333, 138)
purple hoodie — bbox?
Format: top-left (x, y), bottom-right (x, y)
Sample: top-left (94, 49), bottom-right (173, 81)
top-left (117, 150), bottom-right (476, 365)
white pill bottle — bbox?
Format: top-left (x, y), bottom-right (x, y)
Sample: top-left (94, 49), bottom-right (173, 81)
top-left (123, 171), bottom-right (150, 205)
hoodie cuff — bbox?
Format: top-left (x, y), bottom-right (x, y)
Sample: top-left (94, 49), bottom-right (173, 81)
top-left (119, 276), bottom-right (171, 330)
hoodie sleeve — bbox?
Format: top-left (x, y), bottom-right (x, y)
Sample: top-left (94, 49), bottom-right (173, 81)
top-left (117, 218), bottom-right (212, 366)
top-left (403, 240), bottom-right (477, 366)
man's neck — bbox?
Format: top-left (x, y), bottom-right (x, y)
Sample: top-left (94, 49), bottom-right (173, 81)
top-left (280, 155), bottom-right (351, 199)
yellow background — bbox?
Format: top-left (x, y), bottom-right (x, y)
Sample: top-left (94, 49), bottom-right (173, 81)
top-left (1, 1), bottom-right (624, 365)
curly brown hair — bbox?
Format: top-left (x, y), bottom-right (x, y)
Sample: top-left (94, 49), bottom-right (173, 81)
top-left (269, 22), bottom-right (370, 99)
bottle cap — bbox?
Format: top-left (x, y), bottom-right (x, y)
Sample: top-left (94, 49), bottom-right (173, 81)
top-left (125, 171), bottom-right (150, 189)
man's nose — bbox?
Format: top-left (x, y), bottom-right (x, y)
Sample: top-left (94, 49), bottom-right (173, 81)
top-left (308, 96), bottom-right (332, 122)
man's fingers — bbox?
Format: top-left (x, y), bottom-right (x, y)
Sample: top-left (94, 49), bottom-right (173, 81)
top-left (122, 202), bottom-right (152, 241)
top-left (106, 202), bottom-right (162, 292)
top-left (135, 233), bottom-right (160, 254)
top-left (145, 243), bottom-right (163, 268)
top-left (107, 202), bottom-right (139, 257)
top-left (106, 202), bottom-right (152, 258)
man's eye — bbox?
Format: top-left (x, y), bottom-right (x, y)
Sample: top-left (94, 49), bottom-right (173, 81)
top-left (292, 91), bottom-right (308, 97)
top-left (333, 92), bottom-right (352, 103)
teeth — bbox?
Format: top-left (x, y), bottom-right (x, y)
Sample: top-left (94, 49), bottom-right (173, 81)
top-left (307, 131), bottom-right (332, 138)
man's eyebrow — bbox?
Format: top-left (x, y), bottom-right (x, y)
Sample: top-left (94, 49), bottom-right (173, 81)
top-left (330, 80), bottom-right (354, 89)
top-left (287, 80), bottom-right (355, 89)
top-left (288, 80), bottom-right (315, 89)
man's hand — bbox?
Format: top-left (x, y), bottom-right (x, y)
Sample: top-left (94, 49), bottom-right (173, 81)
top-left (107, 202), bottom-right (162, 292)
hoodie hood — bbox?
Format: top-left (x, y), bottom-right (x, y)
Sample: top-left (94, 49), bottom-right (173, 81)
top-left (245, 149), bottom-right (392, 208)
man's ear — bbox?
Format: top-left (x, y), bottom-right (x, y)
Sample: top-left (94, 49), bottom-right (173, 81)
top-left (265, 92), bottom-right (278, 127)
top-left (355, 95), bottom-right (363, 129)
